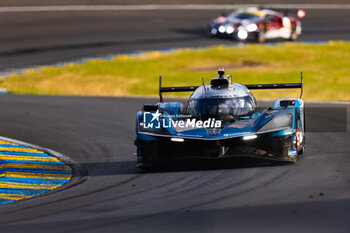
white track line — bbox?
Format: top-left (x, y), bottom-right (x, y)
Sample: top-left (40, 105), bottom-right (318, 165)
top-left (1, 4), bottom-right (350, 13)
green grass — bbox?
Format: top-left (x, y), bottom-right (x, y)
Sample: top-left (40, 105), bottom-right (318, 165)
top-left (1, 41), bottom-right (350, 101)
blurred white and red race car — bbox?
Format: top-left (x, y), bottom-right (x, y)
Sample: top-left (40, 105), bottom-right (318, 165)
top-left (209, 7), bottom-right (305, 43)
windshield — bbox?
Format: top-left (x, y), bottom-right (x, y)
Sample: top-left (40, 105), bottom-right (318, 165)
top-left (187, 96), bottom-right (256, 121)
top-left (228, 12), bottom-right (261, 21)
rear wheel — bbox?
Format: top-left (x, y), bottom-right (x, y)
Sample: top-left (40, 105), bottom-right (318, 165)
top-left (297, 119), bottom-right (305, 154)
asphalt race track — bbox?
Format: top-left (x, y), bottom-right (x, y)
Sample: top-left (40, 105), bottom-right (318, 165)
top-left (1, 1), bottom-right (350, 70)
top-left (0, 1), bottom-right (349, 232)
top-left (0, 95), bottom-right (349, 233)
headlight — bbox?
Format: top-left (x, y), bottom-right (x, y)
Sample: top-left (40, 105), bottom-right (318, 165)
top-left (258, 114), bottom-right (292, 132)
top-left (237, 30), bottom-right (248, 40)
top-left (218, 25), bottom-right (226, 33)
top-left (246, 24), bottom-right (258, 32)
top-left (171, 138), bottom-right (184, 142)
top-left (226, 26), bottom-right (234, 34)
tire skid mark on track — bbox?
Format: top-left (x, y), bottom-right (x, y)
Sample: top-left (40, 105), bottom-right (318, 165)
top-left (77, 173), bottom-right (205, 214)
top-left (176, 168), bottom-right (266, 196)
top-left (66, 169), bottom-right (291, 233)
top-left (157, 172), bottom-right (220, 194)
top-left (148, 170), bottom-right (263, 207)
top-left (147, 169), bottom-right (254, 200)
top-left (183, 169), bottom-right (291, 209)
top-left (0, 173), bottom-right (142, 224)
top-left (61, 174), bottom-right (189, 216)
top-left (4, 173), bottom-right (189, 223)
top-left (112, 168), bottom-right (260, 209)
top-left (20, 171), bottom-right (219, 221)
top-left (68, 167), bottom-right (276, 224)
top-left (166, 171), bottom-right (226, 196)
top-left (132, 169), bottom-right (276, 211)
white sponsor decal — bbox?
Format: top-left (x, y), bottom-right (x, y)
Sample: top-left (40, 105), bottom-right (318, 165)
top-left (143, 110), bottom-right (221, 129)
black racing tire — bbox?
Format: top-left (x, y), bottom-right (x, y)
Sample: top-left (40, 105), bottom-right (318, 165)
top-left (255, 30), bottom-right (266, 43)
top-left (289, 27), bottom-right (298, 41)
top-left (298, 147), bottom-right (304, 155)
top-left (297, 119), bottom-right (305, 155)
top-left (137, 140), bottom-right (160, 163)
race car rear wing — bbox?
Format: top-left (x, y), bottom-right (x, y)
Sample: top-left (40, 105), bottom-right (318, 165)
top-left (159, 76), bottom-right (199, 102)
top-left (159, 72), bottom-right (303, 102)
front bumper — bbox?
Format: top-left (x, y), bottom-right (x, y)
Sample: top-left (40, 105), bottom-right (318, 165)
top-left (209, 25), bottom-right (257, 41)
top-left (136, 133), bottom-right (297, 166)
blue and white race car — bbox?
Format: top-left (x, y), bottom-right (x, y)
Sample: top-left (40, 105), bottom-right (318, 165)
top-left (135, 69), bottom-right (305, 168)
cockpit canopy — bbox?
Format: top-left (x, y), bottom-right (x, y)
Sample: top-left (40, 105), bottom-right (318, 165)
top-left (187, 95), bottom-right (257, 121)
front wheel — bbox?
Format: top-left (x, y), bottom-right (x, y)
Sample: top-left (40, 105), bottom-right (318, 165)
top-left (289, 27), bottom-right (298, 41)
top-left (255, 30), bottom-right (266, 43)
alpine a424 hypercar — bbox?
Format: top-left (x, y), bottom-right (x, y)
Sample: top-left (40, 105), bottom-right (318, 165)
top-left (135, 69), bottom-right (305, 168)
top-left (209, 7), bottom-right (305, 42)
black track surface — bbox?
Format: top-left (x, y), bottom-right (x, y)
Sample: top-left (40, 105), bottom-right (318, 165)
top-left (0, 1), bottom-right (349, 232)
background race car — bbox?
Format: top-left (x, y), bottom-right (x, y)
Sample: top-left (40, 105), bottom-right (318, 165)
top-left (209, 7), bottom-right (305, 42)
